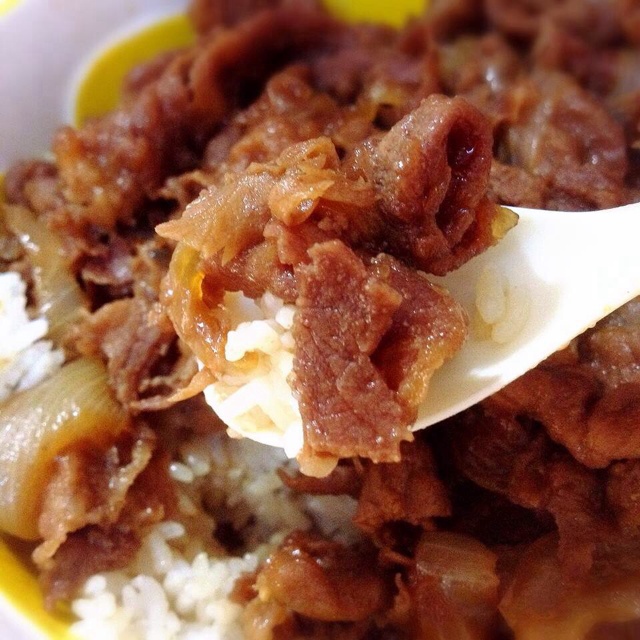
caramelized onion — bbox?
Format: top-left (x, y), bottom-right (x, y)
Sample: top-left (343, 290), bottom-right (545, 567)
top-left (3, 204), bottom-right (87, 345)
top-left (162, 241), bottom-right (228, 373)
top-left (0, 357), bottom-right (131, 540)
top-left (410, 531), bottom-right (501, 638)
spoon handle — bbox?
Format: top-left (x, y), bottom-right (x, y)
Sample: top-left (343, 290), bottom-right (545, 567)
top-left (415, 201), bottom-right (640, 430)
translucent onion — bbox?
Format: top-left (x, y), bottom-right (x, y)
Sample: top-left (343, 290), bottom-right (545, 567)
top-left (3, 204), bottom-right (88, 345)
top-left (162, 241), bottom-right (228, 373)
top-left (412, 531), bottom-right (501, 638)
top-left (0, 357), bottom-right (131, 540)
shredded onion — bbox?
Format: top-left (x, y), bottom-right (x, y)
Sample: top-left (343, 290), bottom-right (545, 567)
top-left (0, 357), bottom-right (131, 540)
top-left (3, 204), bottom-right (88, 345)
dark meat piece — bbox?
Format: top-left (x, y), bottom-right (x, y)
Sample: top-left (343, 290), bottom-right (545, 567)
top-left (214, 67), bottom-right (348, 172)
top-left (579, 297), bottom-right (640, 388)
top-left (427, 0), bottom-right (483, 41)
top-left (369, 252), bottom-right (467, 406)
top-left (283, 437), bottom-right (451, 541)
top-left (279, 461), bottom-right (364, 498)
top-left (40, 526), bottom-right (139, 609)
top-left (74, 297), bottom-right (197, 412)
top-left (372, 95), bottom-right (505, 275)
top-left (188, 0), bottom-right (287, 31)
top-left (354, 439), bottom-right (451, 533)
top-left (499, 534), bottom-right (640, 639)
top-left (435, 25), bottom-right (637, 211)
top-left (34, 428), bottom-right (151, 562)
top-left (491, 364), bottom-right (640, 469)
top-left (437, 33), bottom-right (524, 131)
top-left (489, 366), bottom-right (603, 467)
top-left (3, 160), bottom-right (59, 209)
top-left (584, 383), bottom-right (640, 465)
top-left (310, 26), bottom-right (401, 105)
top-left (121, 51), bottom-right (180, 101)
top-left (292, 240), bottom-right (407, 465)
top-left (80, 235), bottom-right (134, 293)
top-left (617, 0), bottom-right (640, 44)
top-left (255, 531), bottom-right (392, 622)
top-left (34, 428), bottom-right (176, 606)
top-left (292, 240), bottom-right (466, 466)
top-left (448, 405), bottom-right (613, 579)
top-left (607, 459), bottom-right (640, 533)
top-left (148, 393), bottom-right (227, 436)
top-left (531, 22), bottom-right (609, 90)
top-left (184, 5), bottom-right (345, 130)
top-left (505, 71), bottom-right (627, 209)
top-left (445, 482), bottom-right (554, 547)
top-left (484, 0), bottom-right (622, 44)
top-left (203, 237), bottom-right (298, 302)
top-left (489, 160), bottom-right (547, 208)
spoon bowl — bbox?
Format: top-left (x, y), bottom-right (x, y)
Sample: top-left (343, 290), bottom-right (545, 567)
top-left (414, 201), bottom-right (640, 431)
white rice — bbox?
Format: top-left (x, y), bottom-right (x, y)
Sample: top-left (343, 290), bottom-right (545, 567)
top-left (70, 433), bottom-right (360, 640)
top-left (202, 291), bottom-right (304, 458)
top-left (474, 264), bottom-right (530, 344)
top-left (0, 271), bottom-right (63, 401)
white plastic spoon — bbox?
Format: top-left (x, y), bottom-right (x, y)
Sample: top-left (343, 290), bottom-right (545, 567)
top-left (205, 201), bottom-right (640, 454)
top-left (414, 201), bottom-right (640, 431)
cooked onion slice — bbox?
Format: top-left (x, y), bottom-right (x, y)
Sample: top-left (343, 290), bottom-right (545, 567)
top-left (3, 204), bottom-right (88, 345)
top-left (0, 357), bottom-right (131, 540)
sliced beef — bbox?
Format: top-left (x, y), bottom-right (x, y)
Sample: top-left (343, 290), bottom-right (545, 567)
top-left (74, 297), bottom-right (196, 412)
top-left (292, 240), bottom-right (466, 466)
top-left (255, 531), bottom-right (393, 622)
top-left (371, 95), bottom-right (509, 275)
top-left (505, 71), bottom-right (628, 209)
top-left (354, 439), bottom-right (451, 533)
top-left (34, 427), bottom-right (176, 605)
top-left (292, 240), bottom-right (407, 465)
